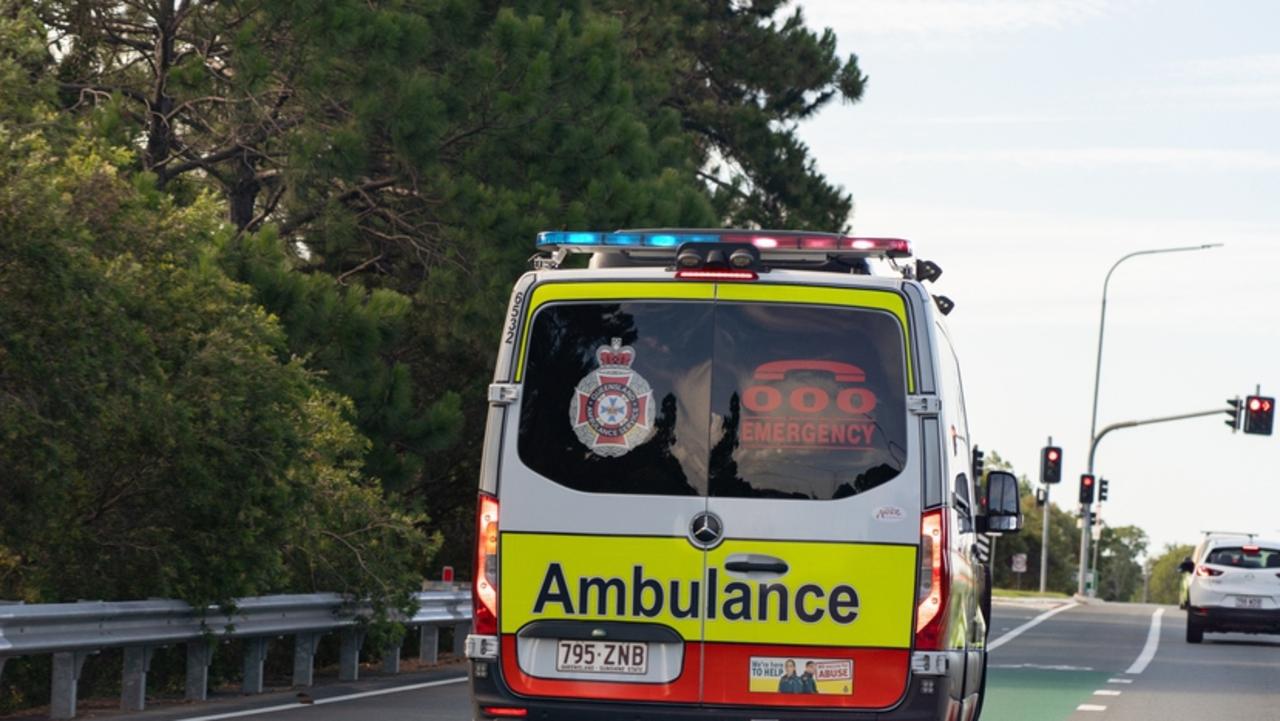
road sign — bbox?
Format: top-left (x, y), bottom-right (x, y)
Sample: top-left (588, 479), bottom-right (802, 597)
top-left (1011, 553), bottom-right (1028, 573)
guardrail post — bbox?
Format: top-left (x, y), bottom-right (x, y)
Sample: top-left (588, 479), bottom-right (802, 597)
top-left (382, 639), bottom-right (402, 674)
top-left (121, 646), bottom-right (156, 712)
top-left (452, 622), bottom-right (470, 656)
top-left (50, 650), bottom-right (92, 720)
top-left (242, 637), bottom-right (269, 694)
top-left (418, 625), bottom-right (439, 664)
top-left (339, 628), bottom-right (366, 682)
top-left (292, 632), bottom-right (321, 687)
top-left (185, 641), bottom-right (212, 701)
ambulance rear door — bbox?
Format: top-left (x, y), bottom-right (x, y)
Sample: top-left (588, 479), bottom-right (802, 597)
top-left (698, 282), bottom-right (921, 711)
top-left (495, 279), bottom-right (716, 705)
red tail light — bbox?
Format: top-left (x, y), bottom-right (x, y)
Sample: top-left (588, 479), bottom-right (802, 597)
top-left (1195, 565), bottom-right (1223, 577)
top-left (481, 707), bottom-right (528, 718)
top-left (915, 509), bottom-right (949, 649)
top-left (473, 492), bottom-right (499, 635)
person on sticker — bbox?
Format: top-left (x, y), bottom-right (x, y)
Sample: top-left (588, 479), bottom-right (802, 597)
top-left (778, 659), bottom-right (803, 693)
top-left (800, 661), bottom-right (819, 693)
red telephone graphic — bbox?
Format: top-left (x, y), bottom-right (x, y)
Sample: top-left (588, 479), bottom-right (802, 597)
top-left (752, 360), bottom-right (866, 383)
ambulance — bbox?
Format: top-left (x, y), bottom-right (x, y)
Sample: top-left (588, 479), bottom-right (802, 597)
top-left (466, 230), bottom-right (1024, 720)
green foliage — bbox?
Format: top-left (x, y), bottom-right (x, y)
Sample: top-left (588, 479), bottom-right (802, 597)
top-left (1096, 524), bottom-right (1148, 602)
top-left (30, 3), bottom-right (861, 556)
top-left (1147, 543), bottom-right (1195, 605)
top-left (0, 77), bottom-right (430, 608)
top-left (990, 479), bottom-right (1083, 594)
top-left (983, 450), bottom-right (1148, 600)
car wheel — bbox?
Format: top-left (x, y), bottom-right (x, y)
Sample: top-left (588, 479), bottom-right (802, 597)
top-left (1186, 615), bottom-right (1204, 644)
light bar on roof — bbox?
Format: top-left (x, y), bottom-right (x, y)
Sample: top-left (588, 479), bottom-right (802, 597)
top-left (536, 230), bottom-right (911, 257)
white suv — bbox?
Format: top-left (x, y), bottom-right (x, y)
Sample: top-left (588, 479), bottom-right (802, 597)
top-left (1180, 536), bottom-right (1280, 643)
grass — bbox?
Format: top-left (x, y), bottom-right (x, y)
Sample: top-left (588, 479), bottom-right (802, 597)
top-left (992, 588), bottom-right (1072, 599)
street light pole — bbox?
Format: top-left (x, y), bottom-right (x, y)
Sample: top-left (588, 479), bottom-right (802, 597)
top-left (1078, 243), bottom-right (1222, 597)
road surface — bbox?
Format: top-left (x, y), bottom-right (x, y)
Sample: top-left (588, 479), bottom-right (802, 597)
top-left (106, 600), bottom-right (1278, 721)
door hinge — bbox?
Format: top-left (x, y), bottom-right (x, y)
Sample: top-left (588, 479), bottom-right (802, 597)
top-left (907, 395), bottom-right (941, 416)
top-left (487, 383), bottom-right (519, 405)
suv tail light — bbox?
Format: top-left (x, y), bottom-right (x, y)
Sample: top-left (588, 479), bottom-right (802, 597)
top-left (1195, 565), bottom-right (1223, 577)
top-left (474, 493), bottom-right (500, 635)
top-left (915, 509), bottom-right (949, 649)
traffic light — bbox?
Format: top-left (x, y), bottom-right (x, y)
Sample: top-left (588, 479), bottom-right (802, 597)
top-left (1040, 446), bottom-right (1062, 484)
top-left (972, 446), bottom-right (986, 482)
top-left (1079, 474), bottom-right (1095, 505)
top-left (1098, 478), bottom-right (1110, 503)
top-left (1225, 397), bottom-right (1242, 432)
top-left (1243, 395), bottom-right (1275, 435)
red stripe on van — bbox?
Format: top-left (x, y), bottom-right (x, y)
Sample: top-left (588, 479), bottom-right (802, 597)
top-left (499, 635), bottom-right (701, 703)
top-left (700, 643), bottom-right (908, 709)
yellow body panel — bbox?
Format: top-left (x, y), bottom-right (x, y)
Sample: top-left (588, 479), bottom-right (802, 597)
top-left (501, 532), bottom-right (917, 649)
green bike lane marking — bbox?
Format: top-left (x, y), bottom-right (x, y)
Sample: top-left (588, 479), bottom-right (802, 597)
top-left (981, 668), bottom-right (1113, 721)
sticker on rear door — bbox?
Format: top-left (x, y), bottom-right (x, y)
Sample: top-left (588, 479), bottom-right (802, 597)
top-left (749, 657), bottom-right (853, 695)
top-left (569, 338), bottom-right (656, 457)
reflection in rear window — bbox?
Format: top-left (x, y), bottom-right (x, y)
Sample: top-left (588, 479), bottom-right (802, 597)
top-left (1205, 547), bottom-right (1280, 569)
top-left (517, 299), bottom-right (908, 499)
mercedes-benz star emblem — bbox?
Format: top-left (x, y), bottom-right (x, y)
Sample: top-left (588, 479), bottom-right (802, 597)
top-left (689, 512), bottom-right (724, 549)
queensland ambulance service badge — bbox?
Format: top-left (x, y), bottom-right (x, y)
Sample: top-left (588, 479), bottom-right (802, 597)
top-left (570, 338), bottom-right (655, 457)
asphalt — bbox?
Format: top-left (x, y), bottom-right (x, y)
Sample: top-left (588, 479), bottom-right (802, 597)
top-left (80, 600), bottom-right (1278, 721)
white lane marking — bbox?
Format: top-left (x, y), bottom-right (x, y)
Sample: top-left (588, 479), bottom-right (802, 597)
top-left (990, 663), bottom-right (1094, 671)
top-left (1125, 607), bottom-right (1165, 675)
top-left (1094, 689), bottom-right (1122, 696)
top-left (1108, 678), bottom-right (1133, 684)
top-left (1077, 704), bottom-right (1108, 711)
top-left (988, 602), bottom-right (1079, 651)
top-left (172, 676), bottom-right (468, 721)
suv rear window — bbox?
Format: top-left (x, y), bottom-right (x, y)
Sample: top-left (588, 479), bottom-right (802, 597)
top-left (1205, 546), bottom-right (1280, 568)
top-left (517, 299), bottom-right (908, 499)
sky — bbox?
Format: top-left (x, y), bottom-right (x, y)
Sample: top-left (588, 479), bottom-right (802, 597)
top-left (797, 0), bottom-right (1280, 558)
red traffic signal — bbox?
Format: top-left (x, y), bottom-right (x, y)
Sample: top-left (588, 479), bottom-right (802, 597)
top-left (1040, 445), bottom-right (1063, 484)
top-left (1244, 395), bottom-right (1275, 436)
top-left (1079, 473), bottom-right (1095, 505)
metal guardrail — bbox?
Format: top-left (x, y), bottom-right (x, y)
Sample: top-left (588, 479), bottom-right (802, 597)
top-left (0, 590), bottom-right (472, 720)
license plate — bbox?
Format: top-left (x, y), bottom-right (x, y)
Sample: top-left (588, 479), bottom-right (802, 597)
top-left (1234, 596), bottom-right (1263, 609)
top-left (555, 640), bottom-right (648, 674)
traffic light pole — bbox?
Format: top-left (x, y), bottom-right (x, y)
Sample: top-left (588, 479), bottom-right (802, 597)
top-left (1040, 437), bottom-right (1053, 594)
top-left (1039, 483), bottom-right (1051, 593)
top-left (1077, 407), bottom-right (1227, 596)
top-left (1079, 243), bottom-right (1222, 597)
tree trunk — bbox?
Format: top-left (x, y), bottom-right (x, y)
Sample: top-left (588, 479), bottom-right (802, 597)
top-left (145, 0), bottom-right (176, 181)
top-left (229, 156), bottom-right (260, 230)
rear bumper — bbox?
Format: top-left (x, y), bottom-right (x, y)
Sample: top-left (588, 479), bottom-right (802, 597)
top-left (1189, 605), bottom-right (1280, 634)
top-left (470, 659), bottom-right (961, 721)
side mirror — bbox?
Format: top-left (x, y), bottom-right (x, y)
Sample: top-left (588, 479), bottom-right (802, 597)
top-left (1178, 557), bottom-right (1195, 574)
top-left (983, 471), bottom-right (1023, 533)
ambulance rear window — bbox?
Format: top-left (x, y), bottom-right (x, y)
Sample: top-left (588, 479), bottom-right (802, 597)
top-left (518, 300), bottom-right (908, 499)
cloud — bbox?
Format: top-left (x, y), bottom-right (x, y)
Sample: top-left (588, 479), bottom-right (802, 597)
top-left (803, 0), bottom-right (1118, 36)
top-left (1149, 53), bottom-right (1280, 110)
top-left (844, 147), bottom-right (1280, 172)
top-left (903, 114), bottom-right (1069, 126)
